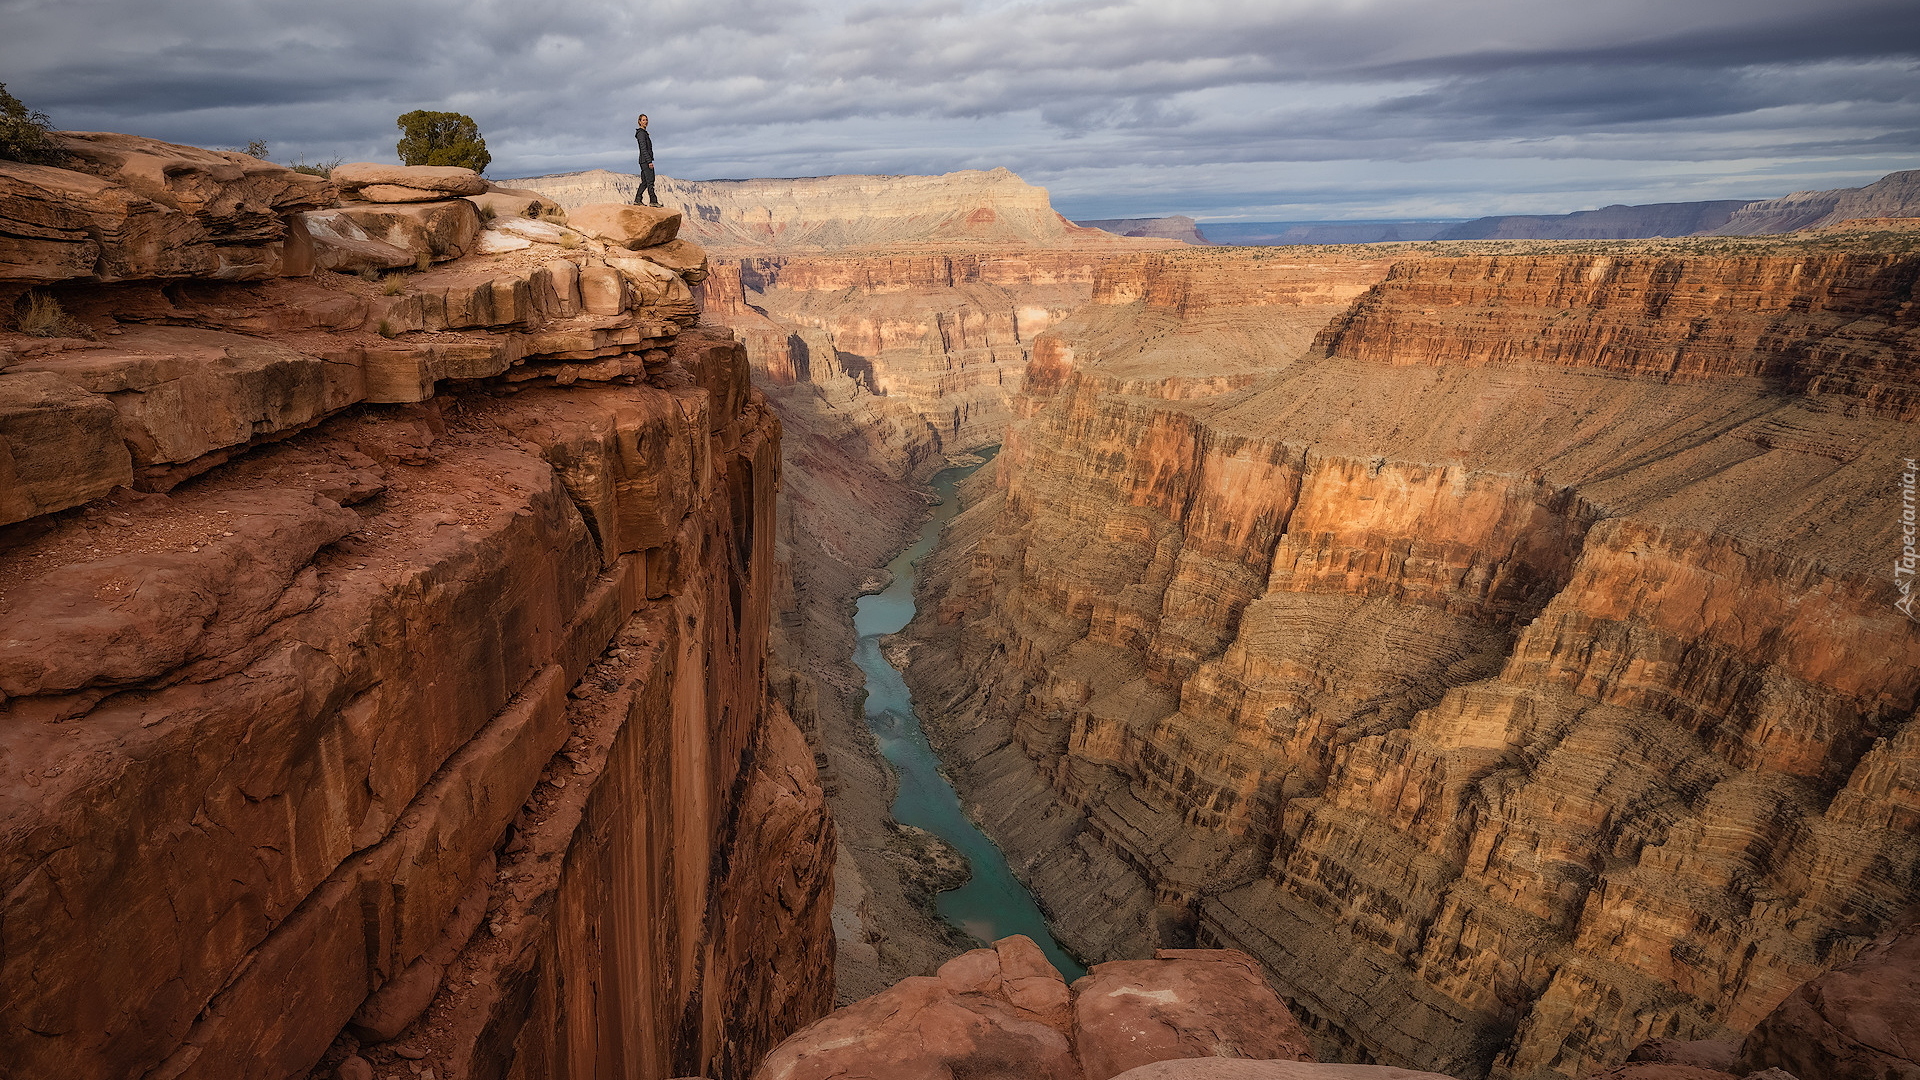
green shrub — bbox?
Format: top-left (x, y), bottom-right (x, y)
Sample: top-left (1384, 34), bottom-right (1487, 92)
top-left (395, 110), bottom-right (490, 173)
top-left (0, 84), bottom-right (63, 165)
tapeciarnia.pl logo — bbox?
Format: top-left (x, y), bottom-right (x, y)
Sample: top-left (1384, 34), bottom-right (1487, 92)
top-left (1898, 458), bottom-right (1919, 622)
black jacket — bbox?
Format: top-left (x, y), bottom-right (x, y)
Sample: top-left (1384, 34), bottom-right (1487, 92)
top-left (635, 127), bottom-right (654, 166)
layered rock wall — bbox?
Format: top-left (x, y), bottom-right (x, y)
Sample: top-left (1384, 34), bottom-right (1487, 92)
top-left (907, 245), bottom-right (1920, 1080)
top-left (1, 139), bottom-right (832, 1080)
top-left (507, 168), bottom-right (1160, 253)
top-left (699, 248), bottom-right (1135, 998)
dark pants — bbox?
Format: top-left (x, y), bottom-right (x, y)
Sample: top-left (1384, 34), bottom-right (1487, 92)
top-left (634, 164), bottom-right (658, 206)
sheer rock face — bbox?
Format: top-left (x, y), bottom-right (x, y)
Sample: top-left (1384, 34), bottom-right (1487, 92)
top-left (906, 248), bottom-right (1920, 1080)
top-left (0, 137), bottom-right (833, 1080)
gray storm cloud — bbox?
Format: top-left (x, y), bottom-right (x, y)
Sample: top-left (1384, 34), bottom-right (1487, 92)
top-left (2, 0), bottom-right (1915, 219)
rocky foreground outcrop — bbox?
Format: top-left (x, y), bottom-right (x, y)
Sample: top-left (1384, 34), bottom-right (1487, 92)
top-left (749, 940), bottom-right (1325, 1080)
top-left (2, 136), bottom-right (832, 1080)
top-left (905, 242), bottom-right (1920, 1080)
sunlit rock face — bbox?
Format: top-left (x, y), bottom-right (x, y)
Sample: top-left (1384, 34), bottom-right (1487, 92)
top-left (1, 134), bottom-right (833, 1080)
top-left (508, 167), bottom-right (1168, 253)
top-left (906, 246), bottom-right (1920, 1080)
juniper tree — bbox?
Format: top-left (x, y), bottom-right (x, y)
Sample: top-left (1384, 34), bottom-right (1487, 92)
top-left (395, 110), bottom-right (490, 173)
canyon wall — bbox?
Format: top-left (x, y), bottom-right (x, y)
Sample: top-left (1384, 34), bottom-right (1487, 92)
top-left (508, 168), bottom-right (1162, 253)
top-left (906, 243), bottom-right (1920, 1080)
top-left (0, 135), bottom-right (833, 1080)
top-left (701, 247), bottom-right (1151, 999)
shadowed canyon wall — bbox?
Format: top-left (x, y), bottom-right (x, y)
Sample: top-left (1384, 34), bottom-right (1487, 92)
top-left (905, 244), bottom-right (1920, 1080)
top-left (701, 247), bottom-right (1165, 999)
top-left (0, 135), bottom-right (832, 1080)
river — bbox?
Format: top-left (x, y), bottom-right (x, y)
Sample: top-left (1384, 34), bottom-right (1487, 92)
top-left (850, 448), bottom-right (1087, 980)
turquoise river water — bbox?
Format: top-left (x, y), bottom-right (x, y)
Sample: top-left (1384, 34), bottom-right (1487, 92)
top-left (850, 449), bottom-right (1087, 979)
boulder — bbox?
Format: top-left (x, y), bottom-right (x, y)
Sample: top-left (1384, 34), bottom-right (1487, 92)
top-left (632, 237), bottom-right (709, 283)
top-left (1741, 920), bottom-right (1920, 1080)
top-left (0, 370), bottom-right (132, 525)
top-left (578, 266), bottom-right (627, 315)
top-left (568, 203), bottom-right (680, 249)
top-left (327, 201), bottom-right (481, 263)
top-left (299, 210), bottom-right (418, 274)
top-left (749, 936), bottom-right (1077, 1080)
top-left (1073, 949), bottom-right (1314, 1080)
top-left (467, 190), bottom-right (552, 220)
top-left (330, 163), bottom-right (488, 198)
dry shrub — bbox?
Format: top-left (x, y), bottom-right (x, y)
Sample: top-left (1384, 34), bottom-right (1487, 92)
top-left (13, 291), bottom-right (89, 338)
top-left (379, 273), bottom-right (408, 296)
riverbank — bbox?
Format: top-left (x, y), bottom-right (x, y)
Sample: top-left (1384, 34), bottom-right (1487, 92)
top-left (852, 451), bottom-right (1085, 979)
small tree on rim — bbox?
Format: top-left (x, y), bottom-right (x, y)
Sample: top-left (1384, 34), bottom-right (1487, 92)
top-left (0, 83), bottom-right (63, 165)
top-left (394, 110), bottom-right (490, 173)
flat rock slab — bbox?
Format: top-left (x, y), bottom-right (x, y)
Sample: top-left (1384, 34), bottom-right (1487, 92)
top-left (569, 203), bottom-right (680, 249)
top-left (0, 369), bottom-right (132, 525)
top-left (331, 163), bottom-right (487, 197)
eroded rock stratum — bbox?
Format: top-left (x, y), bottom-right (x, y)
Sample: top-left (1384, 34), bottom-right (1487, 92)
top-left (905, 245), bottom-right (1920, 1080)
top-left (1, 134), bottom-right (832, 1079)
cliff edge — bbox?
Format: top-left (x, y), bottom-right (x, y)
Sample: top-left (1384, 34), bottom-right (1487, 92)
top-left (0, 134), bottom-right (834, 1080)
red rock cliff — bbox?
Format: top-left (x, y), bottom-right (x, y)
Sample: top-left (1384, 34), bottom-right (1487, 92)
top-left (0, 135), bottom-right (833, 1080)
top-left (906, 243), bottom-right (1919, 1080)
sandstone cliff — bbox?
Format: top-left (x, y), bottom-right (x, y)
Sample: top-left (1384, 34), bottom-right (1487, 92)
top-left (508, 167), bottom-right (1171, 253)
top-left (1078, 216), bottom-right (1212, 245)
top-left (1, 136), bottom-right (833, 1080)
top-left (905, 239), bottom-right (1920, 1080)
top-left (1709, 169), bottom-right (1920, 235)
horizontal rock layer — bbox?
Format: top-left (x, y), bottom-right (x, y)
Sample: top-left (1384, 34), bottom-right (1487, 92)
top-left (905, 245), bottom-right (1920, 1080)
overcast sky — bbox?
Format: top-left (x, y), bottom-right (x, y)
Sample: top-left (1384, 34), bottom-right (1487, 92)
top-left (3, 0), bottom-right (1916, 221)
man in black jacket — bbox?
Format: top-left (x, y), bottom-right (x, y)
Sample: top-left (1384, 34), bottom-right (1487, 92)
top-left (633, 114), bottom-right (660, 207)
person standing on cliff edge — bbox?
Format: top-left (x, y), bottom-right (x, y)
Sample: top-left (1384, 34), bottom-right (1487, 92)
top-left (633, 114), bottom-right (661, 207)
